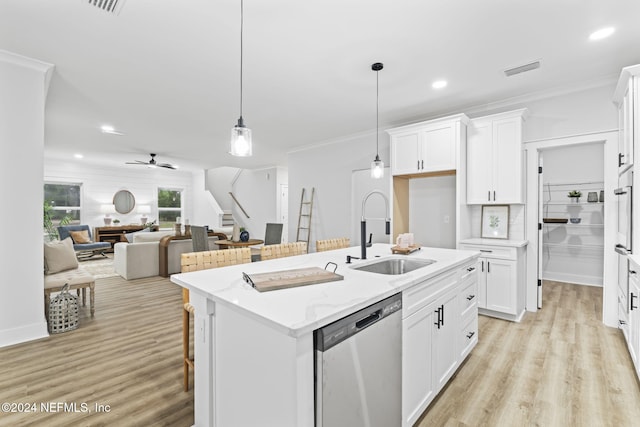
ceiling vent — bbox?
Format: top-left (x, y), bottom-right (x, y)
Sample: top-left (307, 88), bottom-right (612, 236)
top-left (504, 60), bottom-right (541, 77)
top-left (84, 0), bottom-right (127, 15)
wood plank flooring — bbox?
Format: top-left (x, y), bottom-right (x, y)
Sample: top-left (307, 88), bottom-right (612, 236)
top-left (1, 278), bottom-right (638, 426)
top-left (0, 276), bottom-right (194, 427)
top-left (417, 280), bottom-right (640, 427)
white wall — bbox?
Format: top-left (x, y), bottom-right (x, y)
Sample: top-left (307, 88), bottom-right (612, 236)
top-left (409, 175), bottom-right (456, 248)
top-left (205, 167), bottom-right (239, 213)
top-left (231, 167), bottom-right (283, 240)
top-left (44, 159), bottom-right (194, 230)
top-left (288, 131), bottom-right (391, 250)
top-left (0, 51), bottom-right (53, 348)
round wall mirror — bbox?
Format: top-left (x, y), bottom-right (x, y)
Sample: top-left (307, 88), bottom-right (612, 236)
top-left (113, 190), bottom-right (136, 214)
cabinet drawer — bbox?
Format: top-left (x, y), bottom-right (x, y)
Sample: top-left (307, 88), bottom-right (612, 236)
top-left (459, 244), bottom-right (516, 260)
top-left (403, 269), bottom-right (458, 318)
top-left (460, 313), bottom-right (478, 360)
top-left (459, 262), bottom-right (478, 282)
top-left (459, 280), bottom-right (478, 318)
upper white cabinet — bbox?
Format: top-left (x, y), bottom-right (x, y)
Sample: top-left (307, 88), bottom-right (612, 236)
top-left (388, 114), bottom-right (469, 176)
top-left (613, 65), bottom-right (640, 174)
top-left (466, 109), bottom-right (527, 204)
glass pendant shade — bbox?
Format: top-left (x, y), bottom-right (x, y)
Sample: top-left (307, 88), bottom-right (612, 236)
top-left (371, 155), bottom-right (384, 179)
top-left (230, 117), bottom-right (252, 157)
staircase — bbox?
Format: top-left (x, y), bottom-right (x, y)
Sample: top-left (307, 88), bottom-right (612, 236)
top-left (221, 211), bottom-right (235, 227)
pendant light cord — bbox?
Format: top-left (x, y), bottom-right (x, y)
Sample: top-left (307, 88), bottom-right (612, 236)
top-left (376, 68), bottom-right (379, 156)
top-left (239, 0), bottom-right (244, 119)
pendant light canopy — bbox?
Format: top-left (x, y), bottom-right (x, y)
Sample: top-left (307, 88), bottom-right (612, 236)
top-left (371, 62), bottom-right (384, 179)
top-left (229, 0), bottom-right (252, 157)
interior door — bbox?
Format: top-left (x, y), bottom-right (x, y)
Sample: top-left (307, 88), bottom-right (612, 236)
top-left (537, 152), bottom-right (544, 308)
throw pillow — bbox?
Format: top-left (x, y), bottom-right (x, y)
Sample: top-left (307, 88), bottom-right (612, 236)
top-left (124, 227), bottom-right (151, 243)
top-left (44, 237), bottom-right (79, 274)
top-left (70, 229), bottom-right (91, 244)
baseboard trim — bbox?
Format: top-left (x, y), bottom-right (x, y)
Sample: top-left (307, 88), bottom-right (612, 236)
top-left (0, 321), bottom-right (48, 349)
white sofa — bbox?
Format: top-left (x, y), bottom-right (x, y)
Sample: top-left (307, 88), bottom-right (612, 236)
top-left (113, 231), bottom-right (227, 280)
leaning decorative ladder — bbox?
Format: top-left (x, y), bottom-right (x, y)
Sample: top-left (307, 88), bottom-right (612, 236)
top-left (295, 187), bottom-right (315, 253)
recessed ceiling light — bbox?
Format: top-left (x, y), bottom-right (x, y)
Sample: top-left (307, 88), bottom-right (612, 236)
top-left (432, 80), bottom-right (448, 89)
top-left (74, 153), bottom-right (84, 159)
top-left (589, 27), bottom-right (615, 41)
top-left (101, 125), bottom-right (124, 135)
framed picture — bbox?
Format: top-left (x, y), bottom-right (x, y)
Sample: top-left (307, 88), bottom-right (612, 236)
top-left (481, 205), bottom-right (509, 239)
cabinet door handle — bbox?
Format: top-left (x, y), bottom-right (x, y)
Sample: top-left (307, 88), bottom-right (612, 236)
top-left (434, 307), bottom-right (442, 329)
top-left (466, 294), bottom-right (475, 301)
top-left (632, 293), bottom-right (638, 311)
top-left (481, 261), bottom-right (484, 272)
top-left (493, 190), bottom-right (496, 201)
top-left (421, 160), bottom-right (424, 170)
top-left (619, 152), bottom-right (625, 167)
top-left (488, 191), bottom-right (490, 201)
top-left (417, 160), bottom-right (420, 170)
top-left (487, 261), bottom-right (490, 273)
top-left (630, 270), bottom-right (637, 275)
top-left (441, 304), bottom-right (445, 327)
top-left (466, 331), bottom-right (475, 339)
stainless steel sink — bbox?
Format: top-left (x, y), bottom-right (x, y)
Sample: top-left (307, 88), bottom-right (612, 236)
top-left (352, 257), bottom-right (436, 275)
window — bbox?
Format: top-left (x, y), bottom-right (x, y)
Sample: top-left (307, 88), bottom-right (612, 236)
top-left (157, 188), bottom-right (183, 229)
top-left (44, 183), bottom-right (82, 225)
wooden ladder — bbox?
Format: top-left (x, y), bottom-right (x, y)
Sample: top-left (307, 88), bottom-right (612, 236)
top-left (295, 187), bottom-right (314, 252)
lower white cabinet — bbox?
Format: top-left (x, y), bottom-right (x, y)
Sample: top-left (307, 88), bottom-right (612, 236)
top-left (459, 239), bottom-right (527, 322)
top-left (401, 261), bottom-right (478, 426)
top-left (627, 259), bottom-right (640, 378)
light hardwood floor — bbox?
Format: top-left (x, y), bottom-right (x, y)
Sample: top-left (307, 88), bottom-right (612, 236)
top-left (0, 276), bottom-right (194, 427)
top-left (417, 280), bottom-right (640, 427)
top-left (1, 278), bottom-right (639, 426)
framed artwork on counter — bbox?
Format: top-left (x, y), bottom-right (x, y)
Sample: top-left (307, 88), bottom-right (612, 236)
top-left (481, 205), bottom-right (509, 239)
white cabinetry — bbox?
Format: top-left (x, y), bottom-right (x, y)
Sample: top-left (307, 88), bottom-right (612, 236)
top-left (389, 114), bottom-right (469, 176)
top-left (401, 261), bottom-right (478, 427)
top-left (613, 65), bottom-right (640, 174)
top-left (459, 239), bottom-right (527, 322)
top-left (466, 109), bottom-right (527, 204)
top-left (627, 258), bottom-right (640, 379)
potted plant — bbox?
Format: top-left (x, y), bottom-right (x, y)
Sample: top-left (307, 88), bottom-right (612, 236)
top-left (113, 218), bottom-right (121, 225)
top-left (43, 201), bottom-right (72, 241)
top-left (568, 190), bottom-right (582, 203)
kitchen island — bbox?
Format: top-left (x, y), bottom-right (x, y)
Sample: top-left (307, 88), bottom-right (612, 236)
top-left (171, 243), bottom-right (479, 427)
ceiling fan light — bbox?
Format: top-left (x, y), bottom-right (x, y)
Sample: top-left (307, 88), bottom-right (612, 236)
top-left (371, 156), bottom-right (384, 179)
top-left (230, 118), bottom-right (252, 157)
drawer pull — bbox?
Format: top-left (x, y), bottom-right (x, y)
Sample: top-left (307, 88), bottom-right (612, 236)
top-left (466, 267), bottom-right (476, 272)
top-left (480, 249), bottom-right (493, 253)
top-left (466, 294), bottom-right (475, 301)
top-left (620, 320), bottom-right (627, 326)
top-left (466, 331), bottom-right (475, 339)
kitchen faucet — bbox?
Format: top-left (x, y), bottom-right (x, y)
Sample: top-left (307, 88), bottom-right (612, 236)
top-left (361, 190), bottom-right (391, 260)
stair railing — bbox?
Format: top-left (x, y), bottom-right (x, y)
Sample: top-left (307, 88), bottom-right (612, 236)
top-left (229, 192), bottom-right (250, 219)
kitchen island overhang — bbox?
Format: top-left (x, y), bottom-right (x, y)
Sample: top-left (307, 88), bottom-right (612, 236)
top-left (171, 244), bottom-right (480, 427)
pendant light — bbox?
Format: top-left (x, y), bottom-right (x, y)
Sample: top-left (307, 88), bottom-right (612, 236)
top-left (371, 62), bottom-right (384, 178)
top-left (229, 0), bottom-right (252, 157)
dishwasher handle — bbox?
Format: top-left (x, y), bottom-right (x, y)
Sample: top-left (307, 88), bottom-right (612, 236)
top-left (355, 310), bottom-right (382, 330)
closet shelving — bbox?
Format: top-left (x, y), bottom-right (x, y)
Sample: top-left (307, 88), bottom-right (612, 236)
top-left (542, 180), bottom-right (605, 285)
top-left (542, 181), bottom-right (605, 250)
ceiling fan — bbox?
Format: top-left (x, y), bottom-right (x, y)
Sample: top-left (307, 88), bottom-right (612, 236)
top-left (126, 153), bottom-right (176, 170)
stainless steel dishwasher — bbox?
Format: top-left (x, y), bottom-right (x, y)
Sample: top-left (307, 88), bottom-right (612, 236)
top-left (315, 293), bottom-right (402, 427)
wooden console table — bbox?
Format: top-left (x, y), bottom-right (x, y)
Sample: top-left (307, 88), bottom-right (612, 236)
top-left (159, 232), bottom-right (228, 277)
top-left (94, 224), bottom-right (159, 252)
top-left (216, 239), bottom-right (264, 249)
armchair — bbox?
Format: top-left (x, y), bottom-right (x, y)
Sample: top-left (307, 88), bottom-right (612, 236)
top-left (57, 225), bottom-right (111, 260)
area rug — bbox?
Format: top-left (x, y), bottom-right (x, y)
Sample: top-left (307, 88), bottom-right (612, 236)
top-left (80, 255), bottom-right (118, 279)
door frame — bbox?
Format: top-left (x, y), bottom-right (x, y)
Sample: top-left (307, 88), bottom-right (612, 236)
top-left (524, 130), bottom-right (618, 327)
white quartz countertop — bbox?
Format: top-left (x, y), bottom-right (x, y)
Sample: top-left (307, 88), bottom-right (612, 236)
top-left (171, 244), bottom-right (479, 337)
top-left (459, 238), bottom-right (529, 248)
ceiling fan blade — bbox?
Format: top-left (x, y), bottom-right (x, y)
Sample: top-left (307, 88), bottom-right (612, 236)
top-left (125, 160), bottom-right (148, 165)
top-left (158, 163), bottom-right (176, 169)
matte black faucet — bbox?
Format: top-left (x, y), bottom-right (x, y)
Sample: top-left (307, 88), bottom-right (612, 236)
top-left (360, 190), bottom-right (391, 260)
